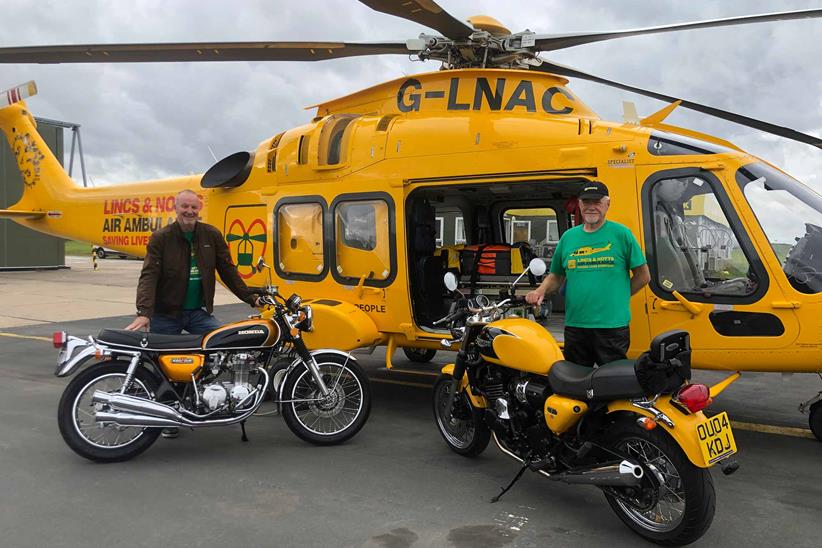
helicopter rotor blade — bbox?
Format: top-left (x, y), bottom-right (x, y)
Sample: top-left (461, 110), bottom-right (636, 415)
top-left (358, 0), bottom-right (474, 40)
top-left (533, 60), bottom-right (822, 149)
top-left (0, 41), bottom-right (412, 64)
top-left (531, 8), bottom-right (822, 52)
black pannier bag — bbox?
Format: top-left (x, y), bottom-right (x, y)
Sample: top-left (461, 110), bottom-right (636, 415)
top-left (634, 330), bottom-right (692, 395)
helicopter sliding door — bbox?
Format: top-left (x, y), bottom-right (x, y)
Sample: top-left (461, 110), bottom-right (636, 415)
top-left (639, 165), bottom-right (800, 370)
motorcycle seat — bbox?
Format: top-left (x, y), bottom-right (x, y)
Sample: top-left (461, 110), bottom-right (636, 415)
top-left (548, 359), bottom-right (646, 401)
top-left (97, 329), bottom-right (204, 351)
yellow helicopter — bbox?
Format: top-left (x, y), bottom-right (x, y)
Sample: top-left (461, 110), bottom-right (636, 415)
top-left (2, 1), bottom-right (822, 438)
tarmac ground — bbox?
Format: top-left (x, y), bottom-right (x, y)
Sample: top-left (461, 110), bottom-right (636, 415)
top-left (0, 257), bottom-right (820, 547)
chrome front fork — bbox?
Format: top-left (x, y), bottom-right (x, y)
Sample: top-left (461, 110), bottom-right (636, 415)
top-left (305, 355), bottom-right (331, 397)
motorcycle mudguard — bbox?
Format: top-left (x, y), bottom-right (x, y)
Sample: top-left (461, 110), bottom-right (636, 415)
top-left (441, 364), bottom-right (488, 408)
top-left (607, 397), bottom-right (714, 468)
top-left (276, 349), bottom-right (358, 400)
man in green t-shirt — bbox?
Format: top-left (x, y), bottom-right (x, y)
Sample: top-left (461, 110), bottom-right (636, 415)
top-left (526, 181), bottom-right (650, 366)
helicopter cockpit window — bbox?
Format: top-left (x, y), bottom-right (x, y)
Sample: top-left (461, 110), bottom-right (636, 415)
top-left (648, 131), bottom-right (731, 156)
top-left (276, 202), bottom-right (325, 279)
top-left (737, 162), bottom-right (822, 294)
top-left (502, 207), bottom-right (559, 262)
top-left (649, 175), bottom-right (757, 298)
top-left (334, 198), bottom-right (392, 282)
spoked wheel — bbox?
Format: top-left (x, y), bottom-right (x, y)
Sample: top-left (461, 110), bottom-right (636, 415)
top-left (57, 361), bottom-right (161, 462)
top-left (281, 354), bottom-right (371, 445)
top-left (403, 347), bottom-right (437, 363)
top-left (432, 374), bottom-right (490, 457)
top-left (603, 421), bottom-right (715, 546)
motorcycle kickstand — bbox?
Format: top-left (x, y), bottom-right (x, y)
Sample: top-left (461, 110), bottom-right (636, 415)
top-left (240, 420), bottom-right (249, 442)
top-left (490, 464), bottom-right (528, 503)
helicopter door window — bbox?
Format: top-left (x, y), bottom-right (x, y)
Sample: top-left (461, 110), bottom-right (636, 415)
top-left (648, 175), bottom-right (759, 299)
top-left (333, 195), bottom-right (396, 286)
top-left (737, 162), bottom-right (822, 294)
top-left (274, 200), bottom-right (327, 281)
top-left (435, 217), bottom-right (444, 247)
top-left (455, 217), bottom-right (466, 244)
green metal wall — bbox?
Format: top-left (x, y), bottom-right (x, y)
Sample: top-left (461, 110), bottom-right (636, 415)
top-left (0, 121), bottom-right (66, 268)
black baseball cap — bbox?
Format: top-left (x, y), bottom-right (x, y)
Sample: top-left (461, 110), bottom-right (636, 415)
top-left (579, 181), bottom-right (609, 200)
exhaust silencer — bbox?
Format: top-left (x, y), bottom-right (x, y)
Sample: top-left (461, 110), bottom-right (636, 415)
top-left (92, 390), bottom-right (186, 424)
top-left (554, 460), bottom-right (644, 487)
top-left (95, 411), bottom-right (180, 428)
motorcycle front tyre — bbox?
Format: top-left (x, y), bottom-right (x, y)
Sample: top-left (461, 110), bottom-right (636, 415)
top-left (281, 354), bottom-right (371, 445)
top-left (432, 374), bottom-right (491, 457)
top-left (603, 419), bottom-right (716, 546)
top-left (57, 361), bottom-right (161, 463)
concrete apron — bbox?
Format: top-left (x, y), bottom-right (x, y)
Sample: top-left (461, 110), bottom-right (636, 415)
top-left (0, 255), bottom-right (238, 328)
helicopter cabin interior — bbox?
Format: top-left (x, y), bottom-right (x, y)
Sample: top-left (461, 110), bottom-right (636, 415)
top-left (405, 178), bottom-right (591, 338)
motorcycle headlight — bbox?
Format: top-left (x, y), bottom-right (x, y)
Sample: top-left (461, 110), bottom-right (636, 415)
top-left (300, 305), bottom-right (313, 332)
top-left (286, 293), bottom-right (301, 312)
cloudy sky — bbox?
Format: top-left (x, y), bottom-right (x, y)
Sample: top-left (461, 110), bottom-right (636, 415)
top-left (2, 0), bottom-right (820, 191)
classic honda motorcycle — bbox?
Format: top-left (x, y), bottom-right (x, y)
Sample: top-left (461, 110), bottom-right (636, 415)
top-left (54, 283), bottom-right (370, 462)
top-left (432, 260), bottom-right (739, 546)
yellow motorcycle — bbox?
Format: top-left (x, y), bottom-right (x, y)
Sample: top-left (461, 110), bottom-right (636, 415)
top-left (433, 260), bottom-right (739, 546)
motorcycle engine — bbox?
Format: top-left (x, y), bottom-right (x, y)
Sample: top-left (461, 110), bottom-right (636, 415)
top-left (199, 351), bottom-right (262, 411)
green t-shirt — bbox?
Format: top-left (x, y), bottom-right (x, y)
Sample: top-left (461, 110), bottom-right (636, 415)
top-left (182, 231), bottom-right (204, 310)
top-left (549, 220), bottom-right (646, 328)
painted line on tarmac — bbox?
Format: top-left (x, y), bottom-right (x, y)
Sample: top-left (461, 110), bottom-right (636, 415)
top-left (0, 332), bottom-right (51, 342)
top-left (370, 378), bottom-right (432, 389)
top-left (378, 367), bottom-right (440, 377)
top-left (731, 420), bottom-right (815, 439)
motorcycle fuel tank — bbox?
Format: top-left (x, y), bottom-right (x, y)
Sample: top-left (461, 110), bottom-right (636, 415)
top-left (202, 319), bottom-right (279, 349)
top-left (477, 318), bottom-right (563, 375)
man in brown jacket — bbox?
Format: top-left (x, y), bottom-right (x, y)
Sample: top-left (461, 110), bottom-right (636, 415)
top-left (125, 189), bottom-right (261, 335)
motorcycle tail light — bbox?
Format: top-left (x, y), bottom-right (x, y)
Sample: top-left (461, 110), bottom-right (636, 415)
top-left (674, 383), bottom-right (712, 413)
top-left (52, 331), bottom-right (67, 349)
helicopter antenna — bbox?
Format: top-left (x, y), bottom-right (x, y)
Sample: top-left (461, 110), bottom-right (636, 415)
top-left (207, 145), bottom-right (218, 162)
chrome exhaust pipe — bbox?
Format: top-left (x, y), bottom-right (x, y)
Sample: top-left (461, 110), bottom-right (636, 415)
top-left (553, 460), bottom-right (644, 487)
top-left (92, 391), bottom-right (186, 423)
top-left (492, 432), bottom-right (643, 487)
top-left (91, 368), bottom-right (270, 429)
top-left (95, 411), bottom-right (180, 428)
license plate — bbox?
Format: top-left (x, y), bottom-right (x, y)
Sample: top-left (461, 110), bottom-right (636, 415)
top-left (696, 411), bottom-right (737, 465)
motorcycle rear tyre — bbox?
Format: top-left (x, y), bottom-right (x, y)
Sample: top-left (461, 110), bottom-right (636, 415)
top-left (603, 420), bottom-right (715, 546)
top-left (58, 361), bottom-right (161, 463)
top-left (432, 374), bottom-right (491, 457)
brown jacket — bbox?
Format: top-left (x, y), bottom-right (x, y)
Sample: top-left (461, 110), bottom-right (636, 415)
top-left (136, 221), bottom-right (256, 318)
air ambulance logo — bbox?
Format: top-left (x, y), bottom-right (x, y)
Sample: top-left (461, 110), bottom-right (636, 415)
top-left (12, 132), bottom-right (45, 189)
top-left (224, 206), bottom-right (268, 280)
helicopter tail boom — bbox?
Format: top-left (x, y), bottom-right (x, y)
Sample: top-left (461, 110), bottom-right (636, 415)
top-left (0, 96), bottom-right (81, 217)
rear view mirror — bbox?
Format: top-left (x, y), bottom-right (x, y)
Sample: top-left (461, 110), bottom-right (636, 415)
top-left (529, 258), bottom-right (547, 277)
top-left (443, 272), bottom-right (458, 292)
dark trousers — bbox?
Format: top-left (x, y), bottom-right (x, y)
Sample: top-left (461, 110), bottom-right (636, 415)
top-left (150, 308), bottom-right (221, 335)
top-left (563, 326), bottom-right (630, 367)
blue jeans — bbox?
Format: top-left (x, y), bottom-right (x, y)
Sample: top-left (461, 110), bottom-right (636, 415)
top-left (150, 309), bottom-right (221, 335)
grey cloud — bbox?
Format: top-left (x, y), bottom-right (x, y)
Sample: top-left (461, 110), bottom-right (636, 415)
top-left (1, 0), bottom-right (820, 190)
